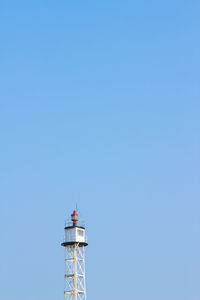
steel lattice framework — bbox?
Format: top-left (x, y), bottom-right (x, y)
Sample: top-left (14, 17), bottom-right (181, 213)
top-left (64, 244), bottom-right (87, 300)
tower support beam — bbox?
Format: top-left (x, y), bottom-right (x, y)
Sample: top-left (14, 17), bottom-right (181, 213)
top-left (64, 244), bottom-right (87, 300)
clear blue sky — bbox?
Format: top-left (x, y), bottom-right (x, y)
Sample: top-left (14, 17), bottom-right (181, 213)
top-left (0, 1), bottom-right (200, 300)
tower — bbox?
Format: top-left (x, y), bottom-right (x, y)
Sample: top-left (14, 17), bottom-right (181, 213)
top-left (61, 210), bottom-right (88, 300)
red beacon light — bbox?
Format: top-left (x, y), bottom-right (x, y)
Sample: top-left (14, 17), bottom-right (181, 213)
top-left (71, 210), bottom-right (78, 226)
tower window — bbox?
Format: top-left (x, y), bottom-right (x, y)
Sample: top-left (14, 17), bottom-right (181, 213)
top-left (78, 229), bottom-right (84, 236)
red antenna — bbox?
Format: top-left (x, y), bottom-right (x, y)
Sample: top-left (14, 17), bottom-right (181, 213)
top-left (71, 210), bottom-right (78, 226)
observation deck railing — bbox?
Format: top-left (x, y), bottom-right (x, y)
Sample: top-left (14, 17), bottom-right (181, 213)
top-left (65, 220), bottom-right (86, 228)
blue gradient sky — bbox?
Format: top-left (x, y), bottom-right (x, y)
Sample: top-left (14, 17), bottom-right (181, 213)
top-left (0, 1), bottom-right (200, 300)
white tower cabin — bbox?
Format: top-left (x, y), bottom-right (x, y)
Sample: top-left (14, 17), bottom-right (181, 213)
top-left (61, 210), bottom-right (88, 300)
